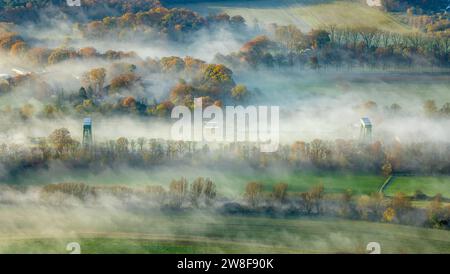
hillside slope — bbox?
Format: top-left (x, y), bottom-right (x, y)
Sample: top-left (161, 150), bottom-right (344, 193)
top-left (165, 0), bottom-right (411, 32)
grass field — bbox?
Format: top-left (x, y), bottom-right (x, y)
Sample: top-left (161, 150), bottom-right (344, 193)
top-left (229, 172), bottom-right (383, 195)
top-left (1, 213), bottom-right (449, 254)
top-left (386, 176), bottom-right (450, 198)
top-left (166, 0), bottom-right (411, 33)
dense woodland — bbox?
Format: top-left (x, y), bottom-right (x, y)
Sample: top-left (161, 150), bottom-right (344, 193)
top-left (78, 7), bottom-right (247, 41)
top-left (0, 0), bottom-right (162, 23)
top-left (383, 0), bottom-right (449, 12)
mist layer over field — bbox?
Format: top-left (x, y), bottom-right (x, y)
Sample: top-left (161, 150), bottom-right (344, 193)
top-left (0, 9), bottom-right (448, 146)
top-left (1, 188), bottom-right (449, 254)
top-left (15, 17), bottom-right (249, 62)
top-left (1, 65), bottom-right (449, 145)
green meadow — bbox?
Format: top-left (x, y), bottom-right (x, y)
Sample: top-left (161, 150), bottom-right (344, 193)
top-left (2, 214), bottom-right (449, 254)
top-left (386, 176), bottom-right (450, 198)
top-left (167, 0), bottom-right (411, 33)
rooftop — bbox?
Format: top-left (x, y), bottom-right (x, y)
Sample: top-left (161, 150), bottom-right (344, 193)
top-left (83, 117), bottom-right (92, 126)
top-left (360, 117), bottom-right (372, 127)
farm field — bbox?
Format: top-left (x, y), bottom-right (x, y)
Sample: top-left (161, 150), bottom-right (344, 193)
top-left (1, 212), bottom-right (449, 254)
top-left (165, 0), bottom-right (412, 33)
top-left (386, 176), bottom-right (450, 198)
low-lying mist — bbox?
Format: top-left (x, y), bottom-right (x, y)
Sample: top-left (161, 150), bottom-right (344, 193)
top-left (2, 66), bottom-right (449, 146)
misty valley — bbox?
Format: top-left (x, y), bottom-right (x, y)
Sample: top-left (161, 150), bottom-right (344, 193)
top-left (0, 0), bottom-right (450, 254)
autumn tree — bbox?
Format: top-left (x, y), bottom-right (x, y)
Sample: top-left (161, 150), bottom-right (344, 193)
top-left (300, 184), bottom-right (325, 215)
top-left (19, 103), bottom-right (34, 120)
top-left (356, 195), bottom-right (371, 220)
top-left (204, 178), bottom-right (216, 206)
top-left (116, 137), bottom-right (129, 153)
top-left (339, 189), bottom-right (354, 218)
top-left (309, 139), bottom-right (330, 166)
top-left (427, 194), bottom-right (445, 228)
top-left (190, 177), bottom-right (204, 207)
top-left (383, 207), bottom-right (396, 222)
top-left (9, 41), bottom-right (28, 56)
top-left (169, 177), bottom-right (188, 209)
top-left (79, 47), bottom-right (98, 58)
top-left (155, 100), bottom-right (174, 117)
top-left (272, 182), bottom-right (288, 203)
top-left (198, 64), bottom-right (235, 94)
top-left (41, 182), bottom-right (94, 201)
top-left (169, 82), bottom-right (194, 106)
top-left (245, 181), bottom-right (263, 208)
top-left (381, 162), bottom-right (393, 177)
top-left (274, 25), bottom-right (305, 51)
top-left (310, 184), bottom-right (325, 214)
top-left (160, 56), bottom-right (185, 73)
top-left (26, 47), bottom-right (51, 65)
top-left (423, 99), bottom-right (438, 117)
top-left (48, 128), bottom-right (74, 156)
top-left (121, 96), bottom-right (136, 108)
top-left (309, 29), bottom-right (330, 49)
top-left (83, 68), bottom-right (106, 96)
top-left (391, 192), bottom-right (412, 221)
top-left (231, 84), bottom-right (248, 101)
top-left (48, 48), bottom-right (76, 65)
top-left (0, 32), bottom-right (23, 50)
top-left (110, 73), bottom-right (139, 92)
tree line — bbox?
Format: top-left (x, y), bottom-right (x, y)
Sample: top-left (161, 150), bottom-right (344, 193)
top-left (78, 7), bottom-right (247, 42)
top-left (13, 179), bottom-right (450, 231)
top-left (0, 0), bottom-right (162, 23)
top-left (215, 24), bottom-right (450, 70)
top-left (1, 128), bottom-right (450, 181)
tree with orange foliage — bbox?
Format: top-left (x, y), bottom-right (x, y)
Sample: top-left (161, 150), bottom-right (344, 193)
top-left (169, 83), bottom-right (194, 105)
top-left (26, 47), bottom-right (51, 65)
top-left (184, 56), bottom-right (205, 74)
top-left (155, 100), bottom-right (174, 117)
top-left (82, 68), bottom-right (106, 96)
top-left (0, 32), bottom-right (23, 50)
top-left (48, 48), bottom-right (77, 65)
top-left (121, 96), bottom-right (136, 108)
top-left (79, 47), bottom-right (98, 58)
top-left (160, 56), bottom-right (185, 73)
top-left (9, 41), bottom-right (28, 56)
top-left (245, 181), bottom-right (263, 208)
top-left (198, 64), bottom-right (235, 94)
top-left (110, 73), bottom-right (139, 92)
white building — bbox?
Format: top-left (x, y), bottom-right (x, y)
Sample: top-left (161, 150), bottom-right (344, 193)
top-left (367, 0), bottom-right (383, 7)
